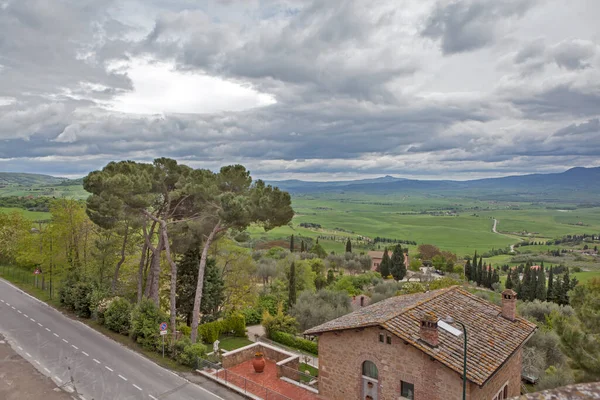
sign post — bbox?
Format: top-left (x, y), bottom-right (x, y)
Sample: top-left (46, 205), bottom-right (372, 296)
top-left (159, 322), bottom-right (168, 358)
top-left (34, 268), bottom-right (40, 289)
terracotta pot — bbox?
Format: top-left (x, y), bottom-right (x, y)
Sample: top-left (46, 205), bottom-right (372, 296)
top-left (252, 355), bottom-right (266, 373)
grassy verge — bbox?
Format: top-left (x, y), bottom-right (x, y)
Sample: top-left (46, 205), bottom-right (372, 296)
top-left (0, 265), bottom-right (190, 373)
top-left (218, 336), bottom-right (253, 351)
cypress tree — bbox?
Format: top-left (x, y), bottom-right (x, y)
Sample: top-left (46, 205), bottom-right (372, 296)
top-left (345, 238), bottom-right (352, 253)
top-left (465, 259), bottom-right (472, 281)
top-left (390, 244), bottom-right (407, 281)
top-left (487, 264), bottom-right (493, 288)
top-left (477, 257), bottom-right (484, 285)
top-left (380, 248), bottom-right (391, 278)
top-left (327, 269), bottom-right (335, 285)
top-left (288, 262), bottom-right (297, 306)
top-left (535, 266), bottom-right (546, 301)
top-left (522, 264), bottom-right (532, 301)
top-left (505, 270), bottom-right (514, 289)
top-left (492, 268), bottom-right (500, 287)
top-left (559, 268), bottom-right (571, 305)
top-left (547, 266), bottom-right (554, 302)
top-left (290, 235), bottom-right (294, 252)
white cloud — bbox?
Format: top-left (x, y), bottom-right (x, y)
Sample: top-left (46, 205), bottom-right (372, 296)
top-left (105, 58), bottom-right (276, 115)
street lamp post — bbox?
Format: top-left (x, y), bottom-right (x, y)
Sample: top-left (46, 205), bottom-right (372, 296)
top-left (439, 316), bottom-right (467, 400)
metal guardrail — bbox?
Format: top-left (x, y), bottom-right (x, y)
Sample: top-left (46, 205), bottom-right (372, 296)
top-left (197, 358), bottom-right (293, 400)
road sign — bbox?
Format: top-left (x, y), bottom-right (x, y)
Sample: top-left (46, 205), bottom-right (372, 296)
top-left (159, 322), bottom-right (167, 331)
top-left (34, 269), bottom-right (40, 275)
top-left (160, 330), bottom-right (168, 336)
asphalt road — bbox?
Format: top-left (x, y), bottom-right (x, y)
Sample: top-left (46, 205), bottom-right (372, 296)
top-left (0, 278), bottom-right (243, 400)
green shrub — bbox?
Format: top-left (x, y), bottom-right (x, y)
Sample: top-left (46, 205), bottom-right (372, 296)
top-left (177, 343), bottom-right (207, 367)
top-left (177, 324), bottom-right (191, 338)
top-left (95, 297), bottom-right (113, 325)
top-left (59, 281), bottom-right (94, 318)
top-left (262, 303), bottom-right (298, 338)
top-left (104, 297), bottom-right (132, 335)
top-left (198, 320), bottom-right (223, 344)
top-left (271, 331), bottom-right (318, 355)
top-left (241, 307), bottom-right (262, 325)
top-left (90, 287), bottom-right (110, 321)
top-left (130, 299), bottom-right (165, 351)
top-left (225, 313), bottom-right (246, 337)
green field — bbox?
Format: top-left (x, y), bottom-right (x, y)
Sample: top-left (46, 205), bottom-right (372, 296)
top-left (0, 207), bottom-right (51, 221)
top-left (0, 183), bottom-right (88, 199)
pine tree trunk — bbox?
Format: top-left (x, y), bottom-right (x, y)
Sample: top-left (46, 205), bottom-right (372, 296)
top-left (112, 223), bottom-right (129, 294)
top-left (161, 225), bottom-right (178, 340)
top-left (190, 222), bottom-right (220, 343)
top-left (137, 241), bottom-right (148, 303)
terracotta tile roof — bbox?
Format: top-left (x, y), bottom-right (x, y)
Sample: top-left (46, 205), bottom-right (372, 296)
top-left (305, 286), bottom-right (537, 386)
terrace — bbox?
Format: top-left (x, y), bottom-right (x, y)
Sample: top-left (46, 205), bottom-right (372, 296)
top-left (197, 342), bottom-right (319, 400)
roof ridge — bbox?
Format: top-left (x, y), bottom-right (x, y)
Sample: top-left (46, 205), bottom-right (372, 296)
top-left (383, 285), bottom-right (459, 324)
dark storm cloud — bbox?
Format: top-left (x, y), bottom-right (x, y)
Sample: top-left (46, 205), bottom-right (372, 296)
top-left (1, 0), bottom-right (600, 180)
top-left (421, 0), bottom-right (537, 55)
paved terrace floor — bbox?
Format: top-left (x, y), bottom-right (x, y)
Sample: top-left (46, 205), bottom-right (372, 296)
top-left (215, 359), bottom-right (319, 400)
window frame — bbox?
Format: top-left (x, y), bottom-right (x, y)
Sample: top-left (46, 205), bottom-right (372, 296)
top-left (400, 380), bottom-right (414, 400)
top-left (492, 381), bottom-right (509, 400)
top-left (379, 333), bottom-right (384, 343)
top-left (362, 360), bottom-right (379, 380)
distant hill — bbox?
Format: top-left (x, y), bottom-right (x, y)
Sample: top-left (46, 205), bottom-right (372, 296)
top-left (0, 172), bottom-right (69, 186)
top-left (268, 167), bottom-right (600, 203)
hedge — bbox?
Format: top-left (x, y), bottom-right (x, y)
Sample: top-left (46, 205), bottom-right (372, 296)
top-left (197, 313), bottom-right (247, 344)
top-left (104, 297), bottom-right (132, 335)
top-left (271, 331), bottom-right (318, 355)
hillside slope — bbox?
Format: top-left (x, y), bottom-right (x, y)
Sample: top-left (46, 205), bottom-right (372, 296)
top-left (0, 172), bottom-right (68, 186)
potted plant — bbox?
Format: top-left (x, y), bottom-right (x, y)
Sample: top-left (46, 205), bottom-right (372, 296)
top-left (252, 351), bottom-right (266, 373)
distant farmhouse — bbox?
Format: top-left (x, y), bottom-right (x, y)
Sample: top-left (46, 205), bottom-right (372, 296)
top-left (305, 287), bottom-right (536, 400)
top-left (368, 250), bottom-right (409, 272)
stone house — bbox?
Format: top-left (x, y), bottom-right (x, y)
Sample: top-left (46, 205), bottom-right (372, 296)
top-left (368, 250), bottom-right (409, 272)
top-left (305, 287), bottom-right (536, 400)
top-left (351, 294), bottom-right (372, 310)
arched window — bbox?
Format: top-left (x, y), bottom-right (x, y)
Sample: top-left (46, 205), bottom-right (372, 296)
top-left (362, 360), bottom-right (378, 379)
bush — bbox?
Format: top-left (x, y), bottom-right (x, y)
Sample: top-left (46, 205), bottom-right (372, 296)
top-left (59, 281), bottom-right (94, 318)
top-left (241, 307), bottom-right (262, 325)
top-left (130, 299), bottom-right (165, 351)
top-left (90, 287), bottom-right (110, 321)
top-left (518, 300), bottom-right (575, 325)
top-left (178, 343), bottom-right (207, 367)
top-left (225, 313), bottom-right (246, 337)
top-left (198, 320), bottom-right (223, 344)
top-left (178, 324), bottom-right (191, 338)
top-left (104, 297), bottom-right (132, 335)
top-left (271, 331), bottom-right (318, 355)
top-left (95, 297), bottom-right (113, 325)
top-left (262, 303), bottom-right (298, 338)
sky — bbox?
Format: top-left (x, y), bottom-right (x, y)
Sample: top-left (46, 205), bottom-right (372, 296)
top-left (1, 0), bottom-right (599, 181)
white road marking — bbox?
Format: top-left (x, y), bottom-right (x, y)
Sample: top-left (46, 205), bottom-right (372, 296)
top-left (71, 344), bottom-right (78, 350)
top-left (23, 314), bottom-right (28, 318)
top-left (11, 306), bottom-right (15, 310)
top-left (18, 346), bottom-right (23, 350)
top-left (62, 339), bottom-right (68, 343)
top-left (45, 328), bottom-right (51, 332)
top-left (0, 299), bottom-right (4, 302)
top-left (118, 374), bottom-right (128, 381)
top-left (38, 322), bottom-right (43, 327)
top-left (17, 310), bottom-right (22, 313)
top-left (105, 366), bottom-right (113, 372)
top-left (133, 384), bottom-right (142, 391)
top-left (79, 396), bottom-right (87, 400)
top-left (82, 351), bottom-right (89, 356)
top-left (53, 333), bottom-right (59, 337)
top-left (6, 303), bottom-right (9, 306)
top-left (25, 352), bottom-right (31, 357)
top-left (35, 360), bottom-right (41, 365)
top-left (93, 358), bottom-right (101, 364)
top-left (149, 395), bottom-right (158, 400)
top-left (44, 367), bottom-right (51, 373)
top-left (55, 376), bottom-right (62, 383)
top-left (30, 318), bottom-right (35, 322)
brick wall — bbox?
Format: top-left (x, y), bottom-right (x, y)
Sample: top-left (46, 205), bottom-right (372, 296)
top-left (318, 327), bottom-right (523, 400)
top-left (471, 347), bottom-right (522, 400)
top-left (221, 343), bottom-right (295, 369)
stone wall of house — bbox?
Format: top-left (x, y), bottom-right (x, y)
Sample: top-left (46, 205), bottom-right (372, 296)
top-left (471, 347), bottom-right (522, 400)
top-left (318, 326), bottom-right (523, 400)
top-left (277, 356), bottom-right (300, 380)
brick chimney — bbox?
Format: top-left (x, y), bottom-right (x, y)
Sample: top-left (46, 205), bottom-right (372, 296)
top-left (501, 289), bottom-right (517, 321)
top-left (420, 311), bottom-right (439, 347)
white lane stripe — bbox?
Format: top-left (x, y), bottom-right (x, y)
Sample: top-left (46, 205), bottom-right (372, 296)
top-left (82, 351), bottom-right (89, 356)
top-left (11, 306), bottom-right (15, 309)
top-left (118, 374), bottom-right (128, 381)
top-left (105, 366), bottom-right (113, 372)
top-left (132, 384), bottom-right (142, 391)
top-left (38, 322), bottom-right (43, 327)
top-left (0, 299), bottom-right (4, 302)
top-left (55, 376), bottom-right (62, 383)
top-left (6, 303), bottom-right (9, 306)
top-left (62, 339), bottom-right (68, 343)
top-left (53, 333), bottom-right (59, 337)
top-left (23, 314), bottom-right (28, 317)
top-left (17, 310), bottom-right (21, 313)
top-left (25, 352), bottom-right (31, 357)
top-left (30, 318), bottom-right (35, 322)
top-left (149, 395), bottom-right (158, 400)
top-left (93, 358), bottom-right (100, 364)
top-left (45, 328), bottom-right (51, 332)
top-left (35, 360), bottom-right (41, 365)
top-left (79, 396), bottom-right (87, 400)
top-left (71, 345), bottom-right (78, 350)
top-left (18, 346), bottom-right (23, 350)
top-left (44, 367), bottom-right (51, 373)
